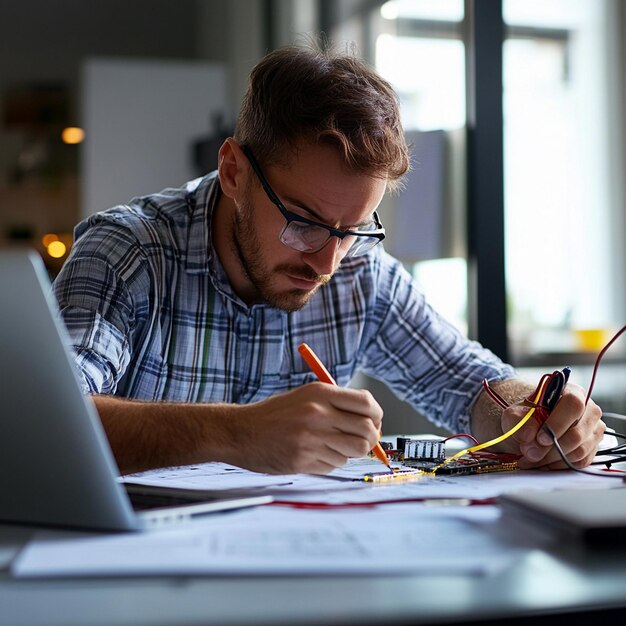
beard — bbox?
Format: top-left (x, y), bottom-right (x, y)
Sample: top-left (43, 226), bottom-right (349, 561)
top-left (230, 193), bottom-right (332, 312)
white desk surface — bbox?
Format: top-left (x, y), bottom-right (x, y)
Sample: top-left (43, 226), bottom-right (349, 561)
top-left (2, 513), bottom-right (626, 626)
top-left (3, 436), bottom-right (626, 625)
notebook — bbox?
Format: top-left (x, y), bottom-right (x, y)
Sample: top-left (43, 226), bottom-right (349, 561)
top-left (0, 249), bottom-right (271, 532)
top-left (498, 486), bottom-right (626, 546)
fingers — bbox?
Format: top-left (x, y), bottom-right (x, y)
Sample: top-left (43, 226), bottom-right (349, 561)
top-left (542, 385), bottom-right (588, 440)
top-left (323, 384), bottom-right (384, 430)
top-left (295, 383), bottom-right (383, 442)
top-left (324, 429), bottom-right (379, 459)
top-left (288, 435), bottom-right (377, 475)
top-left (293, 385), bottom-right (383, 470)
top-left (263, 425), bottom-right (378, 476)
top-left (235, 383), bottom-right (385, 475)
top-left (532, 415), bottom-right (606, 470)
top-left (502, 404), bottom-right (539, 444)
top-left (515, 384), bottom-right (604, 469)
top-left (285, 441), bottom-right (350, 475)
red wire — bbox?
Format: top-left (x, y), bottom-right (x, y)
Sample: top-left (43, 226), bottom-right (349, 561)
top-left (585, 324), bottom-right (626, 406)
top-left (481, 325), bottom-right (626, 416)
top-left (481, 379), bottom-right (509, 409)
top-left (268, 497), bottom-right (497, 509)
top-left (444, 433), bottom-right (480, 445)
top-left (483, 371), bottom-right (562, 427)
top-left (403, 329), bottom-right (626, 480)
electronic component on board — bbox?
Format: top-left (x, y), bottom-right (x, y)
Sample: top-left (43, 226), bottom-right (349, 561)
top-left (361, 436), bottom-right (520, 482)
top-left (407, 458), bottom-right (519, 476)
top-left (397, 438), bottom-right (445, 463)
top-left (380, 437), bottom-right (519, 477)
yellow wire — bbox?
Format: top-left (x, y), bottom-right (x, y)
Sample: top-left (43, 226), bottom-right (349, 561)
top-left (430, 378), bottom-right (548, 474)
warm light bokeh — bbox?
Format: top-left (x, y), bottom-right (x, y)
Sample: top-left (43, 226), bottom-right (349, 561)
top-left (61, 127), bottom-right (85, 144)
top-left (47, 240), bottom-right (67, 258)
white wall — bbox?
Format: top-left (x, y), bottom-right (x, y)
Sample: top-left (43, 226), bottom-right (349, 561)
top-left (81, 58), bottom-right (228, 216)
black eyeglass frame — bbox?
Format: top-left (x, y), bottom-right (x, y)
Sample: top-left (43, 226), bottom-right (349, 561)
top-left (241, 145), bottom-right (386, 255)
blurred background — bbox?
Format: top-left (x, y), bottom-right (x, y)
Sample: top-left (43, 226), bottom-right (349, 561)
top-left (1, 0), bottom-right (624, 432)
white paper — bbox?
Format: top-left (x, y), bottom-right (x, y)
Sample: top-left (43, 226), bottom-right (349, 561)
top-left (121, 461), bottom-right (299, 491)
top-left (122, 457), bottom-right (622, 505)
top-left (15, 452), bottom-right (622, 578)
top-left (11, 504), bottom-right (529, 578)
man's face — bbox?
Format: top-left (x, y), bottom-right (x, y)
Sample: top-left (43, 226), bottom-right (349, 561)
top-left (229, 143), bottom-right (387, 312)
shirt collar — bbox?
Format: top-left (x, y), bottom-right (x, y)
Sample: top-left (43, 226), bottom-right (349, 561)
top-left (184, 170), bottom-right (220, 274)
top-left (184, 170), bottom-right (249, 308)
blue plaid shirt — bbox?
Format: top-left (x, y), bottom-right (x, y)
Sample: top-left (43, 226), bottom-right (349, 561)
top-left (53, 171), bottom-right (515, 433)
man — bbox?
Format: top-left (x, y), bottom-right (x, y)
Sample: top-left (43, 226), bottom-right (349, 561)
top-left (53, 45), bottom-right (604, 476)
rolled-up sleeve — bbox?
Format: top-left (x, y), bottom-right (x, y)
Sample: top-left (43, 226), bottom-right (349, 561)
top-left (53, 224), bottom-right (143, 394)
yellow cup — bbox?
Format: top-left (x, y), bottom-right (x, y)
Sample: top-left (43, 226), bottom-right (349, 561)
top-left (573, 328), bottom-right (608, 352)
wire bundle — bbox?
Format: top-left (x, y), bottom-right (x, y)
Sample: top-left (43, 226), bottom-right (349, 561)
top-left (477, 324), bottom-right (626, 478)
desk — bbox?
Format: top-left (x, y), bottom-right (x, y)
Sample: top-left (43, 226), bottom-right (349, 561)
top-left (2, 512), bottom-right (626, 626)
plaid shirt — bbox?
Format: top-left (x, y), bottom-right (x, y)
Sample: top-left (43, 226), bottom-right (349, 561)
top-left (53, 171), bottom-right (515, 433)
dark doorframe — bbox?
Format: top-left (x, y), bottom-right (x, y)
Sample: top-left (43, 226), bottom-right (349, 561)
top-left (465, 0), bottom-right (509, 362)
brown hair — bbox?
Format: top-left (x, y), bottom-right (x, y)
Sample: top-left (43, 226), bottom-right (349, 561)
top-left (234, 44), bottom-right (410, 192)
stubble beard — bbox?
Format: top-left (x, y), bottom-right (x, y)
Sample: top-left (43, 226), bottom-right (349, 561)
top-left (231, 195), bottom-right (331, 312)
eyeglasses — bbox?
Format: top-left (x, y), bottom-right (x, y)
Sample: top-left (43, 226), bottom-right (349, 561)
top-left (241, 145), bottom-right (385, 257)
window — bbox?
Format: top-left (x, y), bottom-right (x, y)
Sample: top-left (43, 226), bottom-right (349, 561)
top-left (334, 0), bottom-right (626, 412)
top-left (371, 0), bottom-right (468, 335)
top-left (504, 0), bottom-right (625, 365)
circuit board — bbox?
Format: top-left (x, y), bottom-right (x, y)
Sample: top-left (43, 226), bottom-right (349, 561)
top-left (361, 437), bottom-right (519, 482)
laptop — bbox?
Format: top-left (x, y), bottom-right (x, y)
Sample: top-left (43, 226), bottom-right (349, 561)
top-left (0, 249), bottom-right (271, 532)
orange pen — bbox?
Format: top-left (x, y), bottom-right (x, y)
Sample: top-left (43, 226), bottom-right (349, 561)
top-left (297, 342), bottom-right (393, 473)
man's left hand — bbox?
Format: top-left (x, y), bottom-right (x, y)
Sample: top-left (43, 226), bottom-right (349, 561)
top-left (501, 383), bottom-right (605, 469)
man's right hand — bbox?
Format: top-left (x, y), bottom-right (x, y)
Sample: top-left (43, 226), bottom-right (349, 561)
top-left (94, 383), bottom-right (384, 476)
top-left (223, 382), bottom-right (384, 475)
